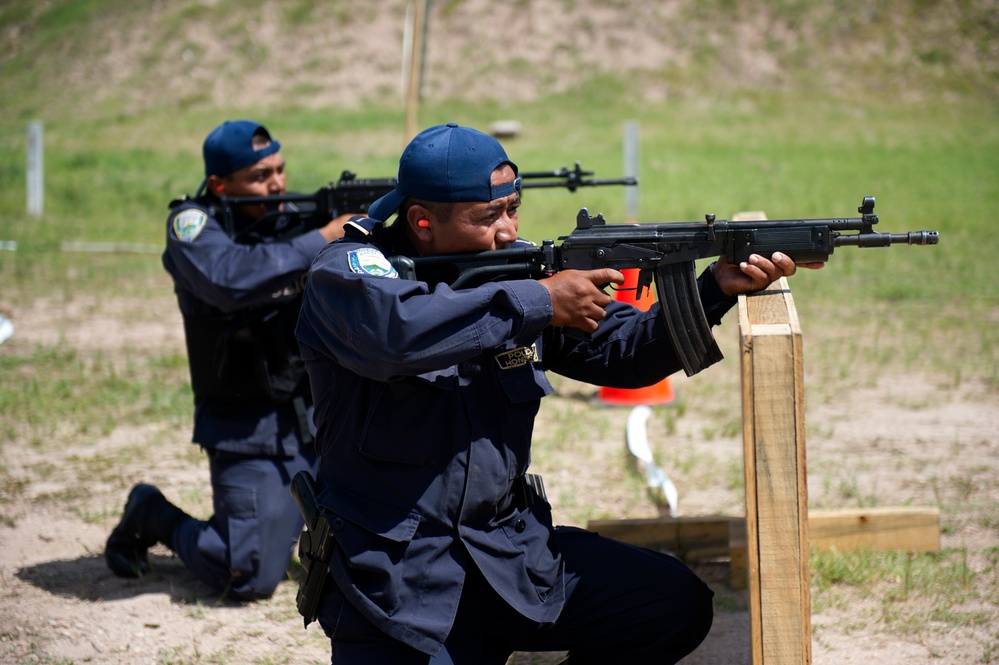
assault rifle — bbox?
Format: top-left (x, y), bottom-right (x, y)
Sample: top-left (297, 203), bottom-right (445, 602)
top-left (388, 196), bottom-right (939, 377)
top-left (220, 162), bottom-right (637, 241)
top-left (220, 170), bottom-right (395, 241)
top-left (519, 161), bottom-right (637, 192)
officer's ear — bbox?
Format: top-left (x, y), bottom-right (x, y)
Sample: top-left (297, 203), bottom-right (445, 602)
top-left (405, 204), bottom-right (434, 243)
top-left (206, 175), bottom-right (226, 197)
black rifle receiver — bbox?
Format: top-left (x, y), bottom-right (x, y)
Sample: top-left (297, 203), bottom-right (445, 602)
top-left (220, 170), bottom-right (397, 241)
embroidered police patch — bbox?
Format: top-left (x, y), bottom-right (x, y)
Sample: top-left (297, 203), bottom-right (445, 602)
top-left (495, 344), bottom-right (539, 370)
top-left (347, 247), bottom-right (398, 278)
top-left (172, 209), bottom-right (208, 242)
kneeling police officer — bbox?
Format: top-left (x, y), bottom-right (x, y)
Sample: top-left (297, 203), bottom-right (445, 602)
top-left (105, 120), bottom-right (349, 600)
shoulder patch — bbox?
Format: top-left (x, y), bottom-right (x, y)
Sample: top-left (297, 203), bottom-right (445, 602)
top-left (347, 247), bottom-right (399, 278)
top-left (172, 209), bottom-right (208, 242)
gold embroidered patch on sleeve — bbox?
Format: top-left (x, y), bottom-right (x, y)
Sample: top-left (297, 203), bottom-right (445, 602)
top-left (494, 344), bottom-right (539, 370)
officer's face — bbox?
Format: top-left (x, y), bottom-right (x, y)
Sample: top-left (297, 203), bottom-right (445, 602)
top-left (221, 152), bottom-right (287, 219)
top-left (430, 165), bottom-right (520, 254)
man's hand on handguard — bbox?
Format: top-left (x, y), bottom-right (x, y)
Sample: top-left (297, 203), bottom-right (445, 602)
top-left (713, 252), bottom-right (825, 297)
top-left (540, 268), bottom-right (625, 333)
top-left (318, 213), bottom-right (357, 243)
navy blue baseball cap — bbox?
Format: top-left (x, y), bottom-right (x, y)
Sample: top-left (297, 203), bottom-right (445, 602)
top-left (368, 123), bottom-right (519, 222)
top-left (202, 120), bottom-right (281, 178)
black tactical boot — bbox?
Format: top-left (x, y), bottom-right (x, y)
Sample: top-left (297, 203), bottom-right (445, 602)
top-left (105, 483), bottom-right (189, 578)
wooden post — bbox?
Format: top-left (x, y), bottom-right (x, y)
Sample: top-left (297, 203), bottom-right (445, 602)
top-left (403, 0), bottom-right (427, 146)
top-left (739, 275), bottom-right (811, 664)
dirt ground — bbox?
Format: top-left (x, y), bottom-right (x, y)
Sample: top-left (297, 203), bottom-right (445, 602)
top-left (1, 278), bottom-right (997, 665)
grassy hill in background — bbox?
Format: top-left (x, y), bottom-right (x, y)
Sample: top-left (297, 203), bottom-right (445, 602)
top-left (0, 0), bottom-right (996, 341)
top-left (1, 0), bottom-right (997, 122)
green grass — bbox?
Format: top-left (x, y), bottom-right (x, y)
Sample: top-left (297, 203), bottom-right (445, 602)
top-left (0, 343), bottom-right (190, 449)
top-left (4, 94), bottom-right (996, 302)
top-left (811, 546), bottom-right (999, 644)
top-left (11, 90), bottom-right (992, 522)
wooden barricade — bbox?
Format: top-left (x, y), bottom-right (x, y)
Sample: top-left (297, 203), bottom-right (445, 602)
top-left (739, 276), bottom-right (811, 664)
top-left (586, 212), bottom-right (940, 665)
top-left (586, 508), bottom-right (939, 588)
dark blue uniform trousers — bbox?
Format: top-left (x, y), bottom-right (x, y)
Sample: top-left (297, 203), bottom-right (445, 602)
top-left (172, 447), bottom-right (318, 600)
top-left (320, 526), bottom-right (714, 664)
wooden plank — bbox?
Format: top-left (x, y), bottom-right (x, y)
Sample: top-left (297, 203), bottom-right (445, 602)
top-left (729, 516), bottom-right (749, 590)
top-left (734, 210), bottom-right (786, 645)
top-left (739, 292), bottom-right (765, 659)
top-left (740, 276), bottom-right (811, 665)
top-left (587, 515), bottom-right (734, 562)
top-left (588, 508), bottom-right (939, 568)
top-left (809, 507), bottom-right (940, 553)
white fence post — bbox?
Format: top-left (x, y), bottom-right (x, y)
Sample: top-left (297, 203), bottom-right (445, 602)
top-left (27, 121), bottom-right (44, 217)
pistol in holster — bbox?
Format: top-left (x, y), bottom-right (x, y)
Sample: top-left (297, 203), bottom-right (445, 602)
top-left (290, 470), bottom-right (335, 628)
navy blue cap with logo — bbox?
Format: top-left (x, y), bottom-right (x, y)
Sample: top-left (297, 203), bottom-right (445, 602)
top-left (368, 123), bottom-right (520, 222)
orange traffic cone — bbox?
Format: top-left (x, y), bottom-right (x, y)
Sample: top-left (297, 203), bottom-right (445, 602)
top-left (597, 268), bottom-right (676, 406)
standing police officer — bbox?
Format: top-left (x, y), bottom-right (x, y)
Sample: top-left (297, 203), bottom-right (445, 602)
top-left (294, 123), bottom-right (822, 663)
top-left (105, 120), bottom-right (348, 601)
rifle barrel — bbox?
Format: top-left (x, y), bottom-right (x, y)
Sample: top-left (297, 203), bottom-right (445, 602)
top-left (222, 193), bottom-right (318, 206)
top-left (835, 230), bottom-right (939, 248)
top-left (522, 177), bottom-right (638, 189)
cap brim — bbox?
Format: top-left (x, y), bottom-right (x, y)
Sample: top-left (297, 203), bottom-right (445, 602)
top-left (367, 189), bottom-right (406, 222)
